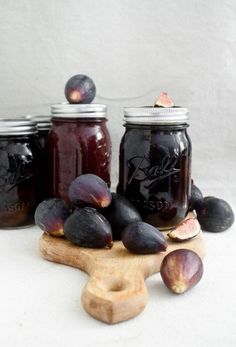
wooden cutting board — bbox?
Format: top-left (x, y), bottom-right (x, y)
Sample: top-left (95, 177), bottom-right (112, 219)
top-left (39, 217), bottom-right (206, 324)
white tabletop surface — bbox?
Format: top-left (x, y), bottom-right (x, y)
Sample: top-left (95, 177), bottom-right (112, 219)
top-left (0, 198), bottom-right (235, 347)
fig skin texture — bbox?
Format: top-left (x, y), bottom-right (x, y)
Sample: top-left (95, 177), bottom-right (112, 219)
top-left (69, 174), bottom-right (112, 209)
top-left (168, 218), bottom-right (200, 242)
top-left (154, 92), bottom-right (174, 108)
top-left (101, 193), bottom-right (142, 240)
top-left (64, 74), bottom-right (96, 104)
top-left (34, 198), bottom-right (70, 237)
top-left (196, 197), bottom-right (234, 232)
top-left (189, 184), bottom-right (204, 211)
top-left (64, 207), bottom-right (113, 248)
top-left (122, 221), bottom-right (168, 254)
top-left (160, 249), bottom-right (203, 294)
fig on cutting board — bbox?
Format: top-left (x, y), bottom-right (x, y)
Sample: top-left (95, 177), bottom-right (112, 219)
top-left (160, 249), bottom-right (203, 294)
top-left (34, 198), bottom-right (70, 237)
top-left (168, 218), bottom-right (200, 242)
top-left (122, 221), bottom-right (168, 254)
top-left (69, 174), bottom-right (112, 209)
top-left (101, 193), bottom-right (142, 240)
top-left (64, 207), bottom-right (113, 248)
top-left (154, 92), bottom-right (174, 107)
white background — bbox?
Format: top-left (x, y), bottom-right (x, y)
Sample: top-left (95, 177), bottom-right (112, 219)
top-left (0, 1), bottom-right (236, 346)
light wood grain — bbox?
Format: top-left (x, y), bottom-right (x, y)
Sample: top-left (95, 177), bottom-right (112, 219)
top-left (39, 218), bottom-right (206, 324)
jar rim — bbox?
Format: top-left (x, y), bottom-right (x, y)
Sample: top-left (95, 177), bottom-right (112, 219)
top-left (0, 118), bottom-right (38, 135)
top-left (124, 106), bottom-right (189, 125)
top-left (51, 103), bottom-right (107, 118)
top-left (25, 115), bottom-right (52, 131)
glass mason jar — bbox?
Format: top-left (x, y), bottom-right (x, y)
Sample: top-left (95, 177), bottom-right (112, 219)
top-left (0, 118), bottom-right (40, 228)
top-left (26, 115), bottom-right (52, 201)
top-left (25, 115), bottom-right (52, 149)
top-left (117, 107), bottom-right (191, 230)
top-left (47, 103), bottom-right (112, 204)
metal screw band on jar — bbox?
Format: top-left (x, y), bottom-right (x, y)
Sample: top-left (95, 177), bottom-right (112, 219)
top-left (123, 107), bottom-right (189, 125)
top-left (25, 115), bottom-right (52, 131)
top-left (51, 103), bottom-right (107, 118)
top-left (0, 118), bottom-right (38, 135)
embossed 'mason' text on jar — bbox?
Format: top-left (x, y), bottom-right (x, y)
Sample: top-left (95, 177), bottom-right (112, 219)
top-left (117, 107), bottom-right (191, 230)
top-left (0, 118), bottom-right (40, 228)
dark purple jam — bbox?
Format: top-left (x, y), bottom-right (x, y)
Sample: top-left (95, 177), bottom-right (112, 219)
top-left (0, 119), bottom-right (40, 228)
top-left (31, 116), bottom-right (52, 201)
top-left (117, 107), bottom-right (191, 230)
top-left (47, 104), bottom-right (112, 205)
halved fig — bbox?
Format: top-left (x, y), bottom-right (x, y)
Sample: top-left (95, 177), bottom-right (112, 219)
top-left (154, 92), bottom-right (174, 107)
top-left (168, 218), bottom-right (200, 242)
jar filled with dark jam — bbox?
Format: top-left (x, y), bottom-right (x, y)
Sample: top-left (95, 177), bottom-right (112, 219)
top-left (47, 103), bottom-right (112, 204)
top-left (117, 107), bottom-right (191, 230)
top-left (26, 115), bottom-right (52, 201)
top-left (26, 115), bottom-right (52, 149)
top-left (0, 119), bottom-right (40, 228)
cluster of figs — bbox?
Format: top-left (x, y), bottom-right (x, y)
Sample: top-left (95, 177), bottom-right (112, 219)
top-left (35, 174), bottom-right (234, 295)
top-left (35, 174), bottom-right (169, 252)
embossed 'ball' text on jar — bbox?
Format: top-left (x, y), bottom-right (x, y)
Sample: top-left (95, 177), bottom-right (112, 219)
top-left (117, 107), bottom-right (191, 230)
top-left (47, 104), bottom-right (112, 204)
top-left (0, 119), bottom-right (40, 228)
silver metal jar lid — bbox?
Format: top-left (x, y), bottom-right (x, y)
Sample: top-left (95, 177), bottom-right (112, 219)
top-left (124, 107), bottom-right (189, 125)
top-left (51, 103), bottom-right (107, 118)
top-left (25, 115), bottom-right (52, 131)
top-left (0, 118), bottom-right (38, 135)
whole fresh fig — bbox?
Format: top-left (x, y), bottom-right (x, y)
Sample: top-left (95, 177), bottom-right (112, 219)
top-left (196, 197), bottom-right (234, 232)
top-left (35, 198), bottom-right (70, 237)
top-left (160, 249), bottom-right (203, 294)
top-left (69, 174), bottom-right (112, 209)
top-left (189, 184), bottom-right (204, 211)
top-left (122, 221), bottom-right (167, 254)
top-left (101, 193), bottom-right (142, 240)
top-left (64, 74), bottom-right (96, 104)
top-left (64, 207), bottom-right (113, 248)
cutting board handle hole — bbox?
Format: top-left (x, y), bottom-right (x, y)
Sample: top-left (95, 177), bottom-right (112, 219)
top-left (109, 282), bottom-right (125, 292)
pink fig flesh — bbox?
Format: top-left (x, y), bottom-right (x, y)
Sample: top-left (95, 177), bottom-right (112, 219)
top-left (168, 218), bottom-right (200, 242)
top-left (154, 92), bottom-right (174, 107)
top-left (160, 249), bottom-right (203, 294)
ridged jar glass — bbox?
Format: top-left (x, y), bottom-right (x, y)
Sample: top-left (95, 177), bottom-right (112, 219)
top-left (117, 107), bottom-right (191, 230)
top-left (47, 103), bottom-right (112, 204)
top-left (26, 115), bottom-right (52, 201)
top-left (0, 118), bottom-right (40, 228)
